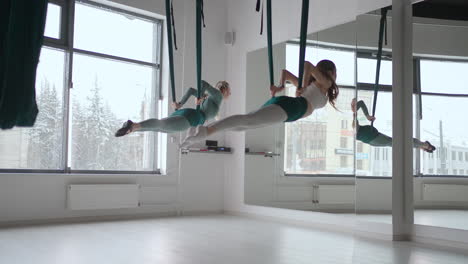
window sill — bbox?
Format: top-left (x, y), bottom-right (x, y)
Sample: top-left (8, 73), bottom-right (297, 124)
top-left (181, 149), bottom-right (232, 155)
top-left (0, 170), bottom-right (163, 176)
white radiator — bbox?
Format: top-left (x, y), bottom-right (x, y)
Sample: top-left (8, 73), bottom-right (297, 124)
top-left (277, 186), bottom-right (313, 202)
top-left (67, 184), bottom-right (139, 210)
top-left (423, 184), bottom-right (468, 202)
top-left (317, 185), bottom-right (355, 204)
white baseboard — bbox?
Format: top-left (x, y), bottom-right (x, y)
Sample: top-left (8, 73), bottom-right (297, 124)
top-left (224, 210), bottom-right (357, 235)
top-left (412, 235), bottom-right (468, 253)
top-left (179, 210), bottom-right (224, 216)
top-left (0, 211), bottom-right (176, 228)
top-left (412, 224), bottom-right (468, 252)
top-left (0, 210), bottom-right (223, 228)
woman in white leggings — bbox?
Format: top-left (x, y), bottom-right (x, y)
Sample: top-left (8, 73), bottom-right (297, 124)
top-left (181, 59), bottom-right (339, 147)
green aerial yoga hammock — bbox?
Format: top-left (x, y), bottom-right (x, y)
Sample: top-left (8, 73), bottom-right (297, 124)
top-left (196, 0), bottom-right (203, 111)
top-left (165, 0), bottom-right (177, 103)
top-left (255, 0), bottom-right (309, 90)
top-left (165, 0), bottom-right (205, 110)
top-left (255, 0), bottom-right (274, 87)
top-left (297, 0), bottom-right (310, 91)
top-left (370, 7), bottom-right (389, 127)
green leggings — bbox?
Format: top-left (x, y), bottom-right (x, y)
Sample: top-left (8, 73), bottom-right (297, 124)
top-left (138, 116), bottom-right (191, 133)
top-left (368, 133), bottom-right (425, 148)
top-left (138, 109), bottom-right (205, 133)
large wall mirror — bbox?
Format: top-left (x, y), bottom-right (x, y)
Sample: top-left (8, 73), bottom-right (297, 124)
top-left (244, 20), bottom-right (358, 213)
top-left (411, 0), bottom-right (468, 231)
top-left (243, 0), bottom-right (468, 235)
top-left (243, 5), bottom-right (403, 220)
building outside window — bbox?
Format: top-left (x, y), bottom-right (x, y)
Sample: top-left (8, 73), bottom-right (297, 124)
top-left (340, 156), bottom-right (348, 168)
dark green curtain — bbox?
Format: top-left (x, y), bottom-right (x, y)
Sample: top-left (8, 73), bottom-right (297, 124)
top-left (0, 0), bottom-right (48, 129)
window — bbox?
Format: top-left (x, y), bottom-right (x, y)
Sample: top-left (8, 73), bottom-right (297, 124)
top-left (0, 1), bottom-right (163, 173)
top-left (419, 59), bottom-right (468, 177)
top-left (357, 58), bottom-right (392, 85)
top-left (284, 43), bottom-right (355, 175)
top-left (74, 3), bottom-right (156, 63)
top-left (44, 3), bottom-right (62, 39)
top-left (420, 60), bottom-right (468, 94)
top-left (428, 168), bottom-right (434, 174)
top-left (0, 48), bottom-right (65, 170)
top-left (356, 90), bottom-right (394, 177)
top-left (340, 137), bottom-right (348, 148)
top-left (286, 44), bottom-right (356, 86)
top-left (420, 97), bottom-right (468, 176)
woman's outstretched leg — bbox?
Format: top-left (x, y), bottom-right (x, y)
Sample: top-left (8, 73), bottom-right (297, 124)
top-left (181, 104), bottom-right (287, 146)
top-left (137, 116), bottom-right (191, 133)
top-left (115, 116), bottom-right (191, 136)
top-left (368, 133), bottom-right (435, 152)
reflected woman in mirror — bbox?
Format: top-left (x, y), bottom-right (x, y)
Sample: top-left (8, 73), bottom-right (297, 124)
top-left (115, 80), bottom-right (231, 137)
top-left (181, 60), bottom-right (338, 147)
top-left (351, 98), bottom-right (436, 152)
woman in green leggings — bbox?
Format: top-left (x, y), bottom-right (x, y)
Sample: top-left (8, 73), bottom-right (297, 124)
top-left (115, 80), bottom-right (231, 137)
top-left (352, 98), bottom-right (435, 152)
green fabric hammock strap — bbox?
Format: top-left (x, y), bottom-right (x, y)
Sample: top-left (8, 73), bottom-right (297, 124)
top-left (165, 0), bottom-right (177, 103)
top-left (196, 0), bottom-right (204, 111)
top-left (255, 0), bottom-right (274, 87)
top-left (297, 0), bottom-right (310, 91)
top-left (371, 7), bottom-right (389, 127)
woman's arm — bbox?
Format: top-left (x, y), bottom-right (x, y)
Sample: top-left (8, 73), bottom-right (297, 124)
top-left (270, 69), bottom-right (298, 96)
top-left (201, 80), bottom-right (223, 106)
top-left (178, 88), bottom-right (198, 106)
top-left (356, 100), bottom-right (375, 121)
top-left (279, 69), bottom-right (299, 87)
top-left (201, 80), bottom-right (220, 99)
top-left (352, 112), bottom-right (357, 129)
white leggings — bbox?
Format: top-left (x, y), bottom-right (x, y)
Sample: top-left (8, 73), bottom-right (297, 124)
top-left (207, 104), bottom-right (288, 135)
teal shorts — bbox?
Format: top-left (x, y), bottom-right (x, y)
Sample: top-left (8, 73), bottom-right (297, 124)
top-left (356, 125), bottom-right (380, 143)
top-left (170, 108), bottom-right (206, 127)
top-left (262, 96), bottom-right (308, 122)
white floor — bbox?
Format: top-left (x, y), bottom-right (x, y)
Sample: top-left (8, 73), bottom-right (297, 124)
top-left (1, 215), bottom-right (467, 264)
top-left (357, 209), bottom-right (468, 230)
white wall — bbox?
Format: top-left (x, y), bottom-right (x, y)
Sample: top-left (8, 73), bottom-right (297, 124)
top-left (0, 0), bottom-right (228, 223)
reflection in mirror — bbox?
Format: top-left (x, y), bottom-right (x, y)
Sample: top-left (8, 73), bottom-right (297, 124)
top-left (411, 1), bottom-right (468, 231)
top-left (354, 8), bottom-right (394, 224)
top-left (244, 21), bottom-right (357, 213)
